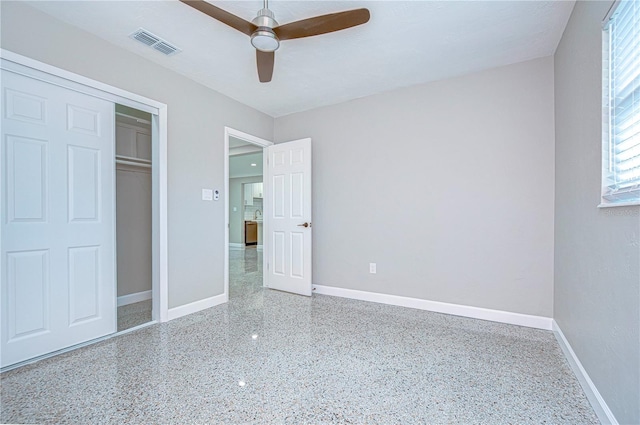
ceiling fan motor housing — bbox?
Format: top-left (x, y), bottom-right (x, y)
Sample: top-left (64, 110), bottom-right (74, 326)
top-left (251, 9), bottom-right (280, 52)
top-left (252, 8), bottom-right (278, 28)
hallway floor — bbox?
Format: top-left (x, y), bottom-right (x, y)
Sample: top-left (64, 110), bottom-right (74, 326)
top-left (1, 247), bottom-right (598, 424)
top-left (229, 246), bottom-right (263, 299)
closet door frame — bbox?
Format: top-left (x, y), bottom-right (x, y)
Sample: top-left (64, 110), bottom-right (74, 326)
top-left (0, 51), bottom-right (169, 336)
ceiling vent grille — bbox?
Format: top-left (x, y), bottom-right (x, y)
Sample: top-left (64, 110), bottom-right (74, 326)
top-left (153, 41), bottom-right (179, 56)
top-left (129, 28), bottom-right (181, 56)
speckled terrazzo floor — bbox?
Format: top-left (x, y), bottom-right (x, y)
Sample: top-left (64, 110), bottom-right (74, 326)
top-left (117, 300), bottom-right (152, 332)
top-left (1, 247), bottom-right (599, 424)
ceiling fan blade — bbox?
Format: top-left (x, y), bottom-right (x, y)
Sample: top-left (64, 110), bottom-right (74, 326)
top-left (274, 8), bottom-right (370, 41)
top-left (257, 50), bottom-right (275, 83)
top-left (180, 0), bottom-right (257, 36)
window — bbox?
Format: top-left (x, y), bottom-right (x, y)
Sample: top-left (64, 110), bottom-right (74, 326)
top-left (602, 0), bottom-right (640, 206)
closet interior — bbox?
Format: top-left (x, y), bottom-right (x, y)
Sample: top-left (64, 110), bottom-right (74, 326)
top-left (115, 104), bottom-right (152, 331)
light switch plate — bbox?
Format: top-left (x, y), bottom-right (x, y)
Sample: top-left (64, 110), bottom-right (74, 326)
top-left (202, 189), bottom-right (213, 201)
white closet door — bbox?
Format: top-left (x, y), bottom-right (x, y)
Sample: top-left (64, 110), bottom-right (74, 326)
top-left (1, 70), bottom-right (116, 367)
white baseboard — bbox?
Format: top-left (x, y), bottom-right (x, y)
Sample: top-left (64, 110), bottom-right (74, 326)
top-left (552, 320), bottom-right (618, 425)
top-left (313, 285), bottom-right (552, 330)
top-left (228, 243), bottom-right (245, 249)
top-left (117, 290), bottom-right (152, 307)
top-left (167, 293), bottom-right (227, 321)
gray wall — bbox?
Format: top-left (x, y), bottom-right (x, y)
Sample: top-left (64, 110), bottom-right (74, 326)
top-left (553, 1), bottom-right (640, 423)
top-left (229, 176), bottom-right (263, 245)
top-left (116, 168), bottom-right (152, 297)
top-left (275, 57), bottom-right (556, 317)
top-left (0, 2), bottom-right (274, 309)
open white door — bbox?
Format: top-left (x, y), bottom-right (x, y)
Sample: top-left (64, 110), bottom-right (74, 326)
top-left (264, 138), bottom-right (312, 296)
top-left (1, 70), bottom-right (116, 367)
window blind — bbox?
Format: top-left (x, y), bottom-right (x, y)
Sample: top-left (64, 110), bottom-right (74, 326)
top-left (603, 0), bottom-right (640, 203)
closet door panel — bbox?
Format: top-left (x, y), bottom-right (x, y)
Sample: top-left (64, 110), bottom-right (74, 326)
top-left (1, 70), bottom-right (116, 367)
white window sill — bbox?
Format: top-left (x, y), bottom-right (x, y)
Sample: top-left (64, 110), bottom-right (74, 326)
top-left (598, 201), bottom-right (640, 208)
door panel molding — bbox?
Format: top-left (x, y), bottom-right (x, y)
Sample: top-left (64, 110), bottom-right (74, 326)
top-left (5, 135), bottom-right (48, 223)
top-left (68, 245), bottom-right (101, 326)
top-left (6, 249), bottom-right (50, 341)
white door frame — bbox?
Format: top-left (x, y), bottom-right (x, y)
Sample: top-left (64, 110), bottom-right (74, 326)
top-left (0, 49), bottom-right (169, 325)
top-left (224, 127), bottom-right (272, 300)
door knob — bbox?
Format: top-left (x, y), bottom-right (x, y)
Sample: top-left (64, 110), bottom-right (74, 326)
top-left (297, 222), bottom-right (311, 228)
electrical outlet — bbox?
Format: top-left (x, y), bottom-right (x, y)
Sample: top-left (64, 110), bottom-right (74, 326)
top-left (369, 263), bottom-right (376, 274)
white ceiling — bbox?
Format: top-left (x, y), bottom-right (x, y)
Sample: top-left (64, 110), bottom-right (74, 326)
top-left (229, 135), bottom-right (252, 148)
top-left (230, 151), bottom-right (263, 178)
top-left (229, 136), bottom-right (263, 177)
top-left (27, 0), bottom-right (575, 117)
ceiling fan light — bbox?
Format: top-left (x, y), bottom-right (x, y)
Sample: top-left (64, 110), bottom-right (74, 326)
top-left (251, 29), bottom-right (280, 52)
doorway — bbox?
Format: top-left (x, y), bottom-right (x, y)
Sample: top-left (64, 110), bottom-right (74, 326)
top-left (224, 128), bottom-right (272, 300)
top-left (115, 105), bottom-right (153, 331)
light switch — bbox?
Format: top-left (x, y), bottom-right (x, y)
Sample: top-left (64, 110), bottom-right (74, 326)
top-left (202, 189), bottom-right (213, 201)
top-left (214, 190), bottom-right (220, 201)
top-left (233, 207), bottom-right (237, 212)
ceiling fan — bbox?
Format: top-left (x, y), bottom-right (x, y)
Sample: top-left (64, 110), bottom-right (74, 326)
top-left (179, 0), bottom-right (370, 83)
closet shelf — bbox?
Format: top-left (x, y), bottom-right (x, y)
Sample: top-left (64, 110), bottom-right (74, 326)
top-left (116, 112), bottom-right (151, 126)
top-left (116, 155), bottom-right (151, 169)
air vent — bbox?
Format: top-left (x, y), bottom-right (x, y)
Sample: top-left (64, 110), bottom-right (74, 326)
top-left (129, 28), bottom-right (181, 56)
top-left (131, 29), bottom-right (159, 46)
top-left (153, 41), bottom-right (179, 56)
